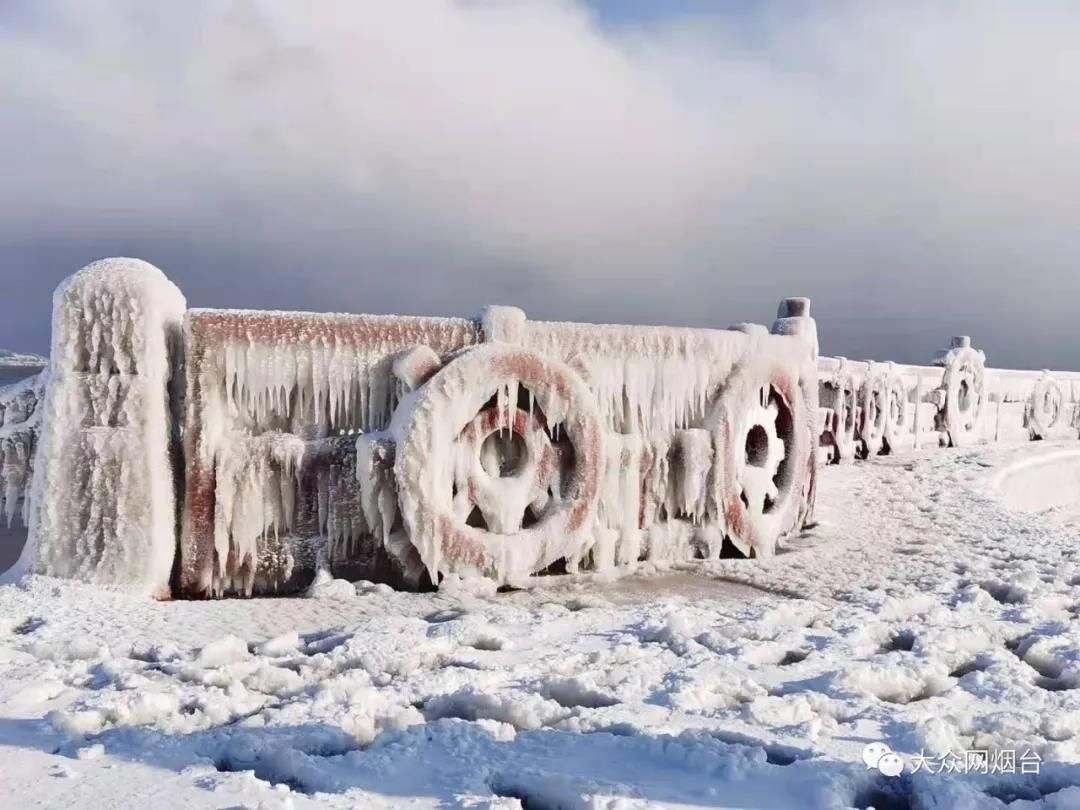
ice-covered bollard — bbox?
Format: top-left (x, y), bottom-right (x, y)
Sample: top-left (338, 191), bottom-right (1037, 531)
top-left (771, 297), bottom-right (819, 358)
top-left (392, 346), bottom-right (441, 392)
top-left (479, 305), bottom-right (527, 344)
top-left (23, 259), bottom-right (185, 596)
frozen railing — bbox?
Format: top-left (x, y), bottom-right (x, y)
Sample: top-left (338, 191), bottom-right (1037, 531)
top-left (21, 257), bottom-right (1080, 599)
top-left (0, 370), bottom-right (46, 528)
top-left (818, 336), bottom-right (1080, 463)
top-left (179, 298), bottom-right (819, 596)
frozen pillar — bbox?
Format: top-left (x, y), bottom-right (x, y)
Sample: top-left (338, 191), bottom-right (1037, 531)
top-left (771, 296), bottom-right (820, 527)
top-left (771, 297), bottom-right (818, 359)
top-left (23, 259), bottom-right (186, 597)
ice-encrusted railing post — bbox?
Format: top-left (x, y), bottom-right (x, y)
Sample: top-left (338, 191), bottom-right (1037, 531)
top-left (932, 335), bottom-right (986, 447)
top-left (19, 259), bottom-right (185, 597)
top-left (771, 297), bottom-right (820, 528)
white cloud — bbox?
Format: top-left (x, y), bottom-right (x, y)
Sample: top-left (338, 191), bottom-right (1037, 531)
top-left (2, 1), bottom-right (1079, 366)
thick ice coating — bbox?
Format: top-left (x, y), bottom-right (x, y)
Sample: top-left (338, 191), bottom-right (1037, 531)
top-left (0, 371), bottom-right (46, 529)
top-left (21, 259), bottom-right (185, 596)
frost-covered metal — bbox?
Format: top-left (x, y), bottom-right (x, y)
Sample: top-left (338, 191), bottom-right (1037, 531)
top-left (176, 299), bottom-right (820, 596)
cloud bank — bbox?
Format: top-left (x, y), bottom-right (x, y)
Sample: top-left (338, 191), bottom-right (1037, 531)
top-left (2, 1), bottom-right (1079, 368)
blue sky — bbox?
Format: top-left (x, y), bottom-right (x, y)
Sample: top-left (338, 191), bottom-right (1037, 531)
top-left (2, 1), bottom-right (1079, 369)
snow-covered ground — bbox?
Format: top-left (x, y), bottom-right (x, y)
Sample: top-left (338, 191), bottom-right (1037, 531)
top-left (4, 443), bottom-right (1080, 809)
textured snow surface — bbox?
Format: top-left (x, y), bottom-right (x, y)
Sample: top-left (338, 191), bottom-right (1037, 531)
top-left (5, 443), bottom-right (1080, 807)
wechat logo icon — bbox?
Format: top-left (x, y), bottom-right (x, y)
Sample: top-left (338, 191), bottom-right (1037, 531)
top-left (863, 742), bottom-right (904, 777)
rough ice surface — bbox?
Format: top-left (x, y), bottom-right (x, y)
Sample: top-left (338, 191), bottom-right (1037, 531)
top-left (179, 309), bottom-right (481, 596)
top-left (175, 298), bottom-right (818, 595)
top-left (20, 259), bottom-right (185, 596)
top-left (0, 370), bottom-right (46, 527)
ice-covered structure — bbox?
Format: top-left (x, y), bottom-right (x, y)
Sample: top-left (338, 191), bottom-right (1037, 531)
top-left (18, 257), bottom-right (1080, 600)
top-left (817, 336), bottom-right (1080, 462)
top-left (178, 299), bottom-right (819, 596)
top-left (18, 259), bottom-right (185, 597)
top-left (0, 370), bottom-right (46, 528)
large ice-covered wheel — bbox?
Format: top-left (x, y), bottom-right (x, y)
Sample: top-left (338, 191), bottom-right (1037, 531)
top-left (710, 359), bottom-right (812, 557)
top-left (1028, 374), bottom-right (1064, 439)
top-left (858, 371), bottom-right (888, 458)
top-left (941, 347), bottom-right (986, 447)
top-left (882, 368), bottom-right (912, 454)
top-left (393, 344), bottom-right (604, 585)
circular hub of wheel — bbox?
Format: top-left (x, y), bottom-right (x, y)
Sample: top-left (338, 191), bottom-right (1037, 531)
top-left (456, 405), bottom-right (558, 533)
top-left (710, 361), bottom-right (811, 557)
top-left (393, 344), bottom-right (603, 584)
top-left (942, 347), bottom-right (985, 446)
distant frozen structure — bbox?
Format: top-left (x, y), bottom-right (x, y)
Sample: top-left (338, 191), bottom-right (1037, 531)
top-left (817, 336), bottom-right (1080, 462)
top-left (21, 259), bottom-right (185, 597)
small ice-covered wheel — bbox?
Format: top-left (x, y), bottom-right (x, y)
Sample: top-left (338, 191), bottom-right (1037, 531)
top-left (393, 344), bottom-right (603, 584)
top-left (822, 362), bottom-right (857, 463)
top-left (858, 370), bottom-right (889, 458)
top-left (941, 346), bottom-right (986, 447)
top-left (882, 367), bottom-right (912, 454)
top-left (709, 358), bottom-right (812, 557)
top-left (1028, 374), bottom-right (1064, 439)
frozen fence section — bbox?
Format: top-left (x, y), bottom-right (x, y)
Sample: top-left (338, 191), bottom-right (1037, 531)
top-left (17, 257), bottom-right (1080, 600)
top-left (178, 297), bottom-right (819, 596)
top-left (817, 335), bottom-right (1080, 462)
top-left (20, 259), bottom-right (185, 596)
top-left (0, 370), bottom-right (46, 527)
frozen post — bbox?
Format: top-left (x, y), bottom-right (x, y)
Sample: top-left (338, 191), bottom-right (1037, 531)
top-left (22, 259), bottom-right (186, 596)
top-left (771, 297), bottom-right (818, 359)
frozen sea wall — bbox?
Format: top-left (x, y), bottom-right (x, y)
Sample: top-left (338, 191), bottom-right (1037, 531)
top-left (16, 256), bottom-right (1080, 600)
top-left (2, 259), bottom-right (820, 597)
top-left (179, 300), bottom-right (819, 596)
